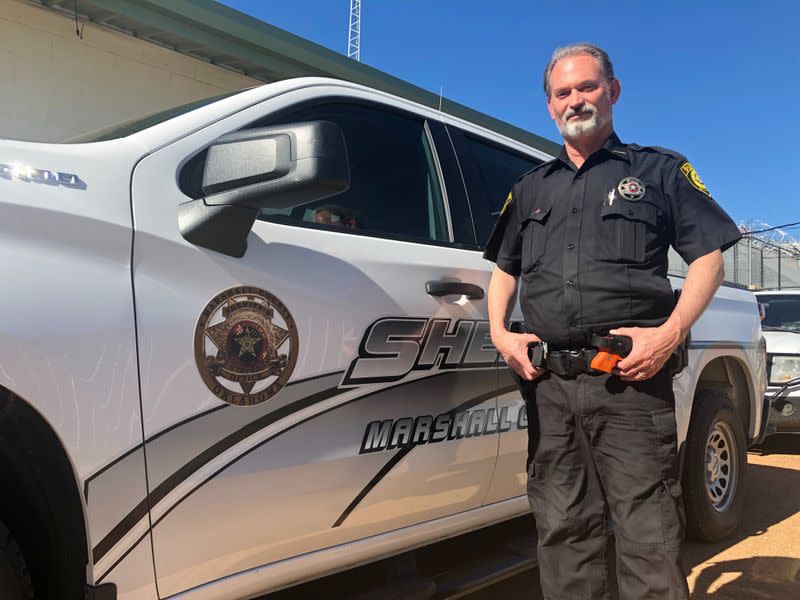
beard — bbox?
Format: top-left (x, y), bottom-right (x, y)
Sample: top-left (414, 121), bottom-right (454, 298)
top-left (556, 101), bottom-right (611, 141)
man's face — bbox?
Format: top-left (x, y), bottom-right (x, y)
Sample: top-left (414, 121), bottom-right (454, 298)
top-left (546, 54), bottom-right (620, 142)
top-left (313, 209), bottom-right (358, 229)
top-left (313, 209), bottom-right (337, 225)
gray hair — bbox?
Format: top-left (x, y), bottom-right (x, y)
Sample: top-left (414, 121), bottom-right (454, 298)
top-left (543, 43), bottom-right (615, 96)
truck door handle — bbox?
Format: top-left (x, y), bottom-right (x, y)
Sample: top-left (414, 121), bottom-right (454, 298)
top-left (426, 281), bottom-right (484, 300)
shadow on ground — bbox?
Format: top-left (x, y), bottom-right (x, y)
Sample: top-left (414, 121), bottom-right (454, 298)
top-left (690, 556), bottom-right (800, 599)
top-left (755, 432), bottom-right (800, 456)
top-left (680, 433), bottom-right (800, 598)
top-left (471, 434), bottom-right (800, 599)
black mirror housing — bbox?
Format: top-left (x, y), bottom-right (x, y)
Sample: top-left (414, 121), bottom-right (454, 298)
top-left (179, 120), bottom-right (350, 257)
top-left (202, 121), bottom-right (350, 209)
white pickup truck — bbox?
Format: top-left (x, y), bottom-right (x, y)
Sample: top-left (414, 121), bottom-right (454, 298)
top-left (754, 290), bottom-right (800, 434)
top-left (0, 78), bottom-right (767, 600)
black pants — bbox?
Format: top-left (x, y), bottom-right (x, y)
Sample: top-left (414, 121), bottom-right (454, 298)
top-left (524, 369), bottom-right (690, 600)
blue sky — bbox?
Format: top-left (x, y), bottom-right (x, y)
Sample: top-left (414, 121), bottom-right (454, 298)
top-left (219, 0), bottom-right (798, 230)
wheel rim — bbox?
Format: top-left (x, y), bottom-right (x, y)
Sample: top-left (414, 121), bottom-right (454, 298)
top-left (704, 420), bottom-right (738, 512)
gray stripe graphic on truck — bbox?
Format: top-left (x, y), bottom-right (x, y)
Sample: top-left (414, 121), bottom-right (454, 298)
top-left (333, 382), bottom-right (520, 527)
top-left (89, 372), bottom-right (345, 565)
top-left (93, 369), bottom-right (500, 582)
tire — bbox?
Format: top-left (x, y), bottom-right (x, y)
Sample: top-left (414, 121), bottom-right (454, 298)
top-left (0, 521), bottom-right (33, 600)
top-left (682, 389), bottom-right (747, 542)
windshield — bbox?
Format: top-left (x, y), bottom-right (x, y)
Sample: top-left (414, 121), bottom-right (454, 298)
top-left (758, 294), bottom-right (800, 331)
top-left (64, 89), bottom-right (247, 143)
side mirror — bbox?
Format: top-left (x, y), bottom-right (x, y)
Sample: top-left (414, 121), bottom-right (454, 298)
top-left (179, 121), bottom-right (350, 257)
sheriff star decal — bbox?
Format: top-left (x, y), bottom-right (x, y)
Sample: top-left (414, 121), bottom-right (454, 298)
top-left (680, 162), bottom-right (711, 197)
top-left (194, 286), bottom-right (298, 406)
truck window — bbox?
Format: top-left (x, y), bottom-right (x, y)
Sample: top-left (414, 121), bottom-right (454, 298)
top-left (758, 295), bottom-right (800, 331)
top-left (452, 131), bottom-right (540, 247)
top-left (256, 103), bottom-right (449, 244)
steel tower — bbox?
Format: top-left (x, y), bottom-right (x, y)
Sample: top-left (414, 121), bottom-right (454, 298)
top-left (348, 0), bottom-right (361, 61)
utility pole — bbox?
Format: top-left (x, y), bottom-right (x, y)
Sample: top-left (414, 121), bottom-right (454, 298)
top-left (348, 0), bottom-right (361, 61)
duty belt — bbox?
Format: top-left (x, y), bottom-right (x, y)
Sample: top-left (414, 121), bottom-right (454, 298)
top-left (527, 334), bottom-right (689, 379)
top-left (530, 343), bottom-right (601, 378)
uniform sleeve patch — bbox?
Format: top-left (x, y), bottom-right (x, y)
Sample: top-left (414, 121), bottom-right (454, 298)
top-left (500, 191), bottom-right (513, 215)
top-left (680, 162), bottom-right (711, 197)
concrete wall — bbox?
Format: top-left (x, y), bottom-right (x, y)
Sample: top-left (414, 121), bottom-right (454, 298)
top-left (0, 0), bottom-right (261, 142)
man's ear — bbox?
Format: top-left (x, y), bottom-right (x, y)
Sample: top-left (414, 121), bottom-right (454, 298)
top-left (609, 79), bottom-right (621, 105)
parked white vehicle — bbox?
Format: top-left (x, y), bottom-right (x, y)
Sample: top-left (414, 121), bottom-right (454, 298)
top-left (754, 290), bottom-right (800, 434)
top-left (0, 78), bottom-right (767, 600)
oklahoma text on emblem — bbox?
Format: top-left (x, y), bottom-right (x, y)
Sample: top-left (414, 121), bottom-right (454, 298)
top-left (194, 286), bottom-right (299, 406)
top-left (617, 176), bottom-right (646, 201)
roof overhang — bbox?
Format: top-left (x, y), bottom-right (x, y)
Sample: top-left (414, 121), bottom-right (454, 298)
top-left (34, 0), bottom-right (560, 155)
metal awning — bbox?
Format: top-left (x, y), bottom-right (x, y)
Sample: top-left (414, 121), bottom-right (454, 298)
top-left (35, 0), bottom-right (559, 155)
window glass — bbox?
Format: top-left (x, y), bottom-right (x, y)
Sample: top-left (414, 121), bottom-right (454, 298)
top-left (257, 103), bottom-right (449, 243)
top-left (757, 295), bottom-right (800, 331)
top-left (459, 134), bottom-right (539, 246)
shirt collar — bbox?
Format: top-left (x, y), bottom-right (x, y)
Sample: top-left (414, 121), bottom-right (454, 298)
top-left (544, 131), bottom-right (629, 177)
top-left (602, 131), bottom-right (629, 160)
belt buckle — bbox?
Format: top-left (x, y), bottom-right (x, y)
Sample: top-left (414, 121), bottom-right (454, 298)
top-left (563, 350), bottom-right (585, 377)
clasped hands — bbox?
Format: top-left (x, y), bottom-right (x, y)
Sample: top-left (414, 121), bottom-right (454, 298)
top-left (493, 323), bottom-right (683, 382)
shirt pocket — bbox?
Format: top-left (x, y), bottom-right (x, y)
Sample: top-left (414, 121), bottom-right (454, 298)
top-left (599, 200), bottom-right (659, 262)
top-left (520, 204), bottom-right (553, 273)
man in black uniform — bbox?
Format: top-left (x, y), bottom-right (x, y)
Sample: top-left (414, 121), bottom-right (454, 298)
top-left (484, 43), bottom-right (741, 599)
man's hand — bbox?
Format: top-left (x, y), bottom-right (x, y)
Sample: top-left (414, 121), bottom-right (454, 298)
top-left (493, 329), bottom-right (545, 381)
top-left (610, 323), bottom-right (682, 381)
top-left (487, 266), bottom-right (544, 381)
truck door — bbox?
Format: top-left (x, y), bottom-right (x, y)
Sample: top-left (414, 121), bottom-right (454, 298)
top-left (447, 126), bottom-right (548, 504)
top-left (123, 89), bottom-right (499, 596)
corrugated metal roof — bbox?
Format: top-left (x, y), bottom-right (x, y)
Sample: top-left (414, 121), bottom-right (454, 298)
top-left (36, 0), bottom-right (560, 155)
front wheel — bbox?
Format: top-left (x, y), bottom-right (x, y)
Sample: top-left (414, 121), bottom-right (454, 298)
top-left (682, 389), bottom-right (747, 541)
top-left (0, 521), bottom-right (33, 600)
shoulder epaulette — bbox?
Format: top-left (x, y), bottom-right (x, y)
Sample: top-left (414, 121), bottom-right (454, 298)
top-left (628, 144), bottom-right (687, 164)
top-left (515, 159), bottom-right (554, 184)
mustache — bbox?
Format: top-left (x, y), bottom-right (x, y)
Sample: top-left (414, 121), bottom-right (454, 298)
top-left (562, 103), bottom-right (598, 120)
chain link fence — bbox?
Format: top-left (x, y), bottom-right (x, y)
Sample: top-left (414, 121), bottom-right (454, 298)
top-left (668, 236), bottom-right (800, 290)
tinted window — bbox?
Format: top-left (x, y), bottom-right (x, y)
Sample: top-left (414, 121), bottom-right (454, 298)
top-left (758, 295), bottom-right (800, 331)
top-left (257, 103), bottom-right (448, 244)
top-left (456, 133), bottom-right (539, 246)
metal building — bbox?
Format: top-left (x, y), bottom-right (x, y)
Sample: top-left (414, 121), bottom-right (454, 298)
top-left (1, 0), bottom-right (558, 155)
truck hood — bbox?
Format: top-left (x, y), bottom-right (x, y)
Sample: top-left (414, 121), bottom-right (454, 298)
top-left (763, 330), bottom-right (800, 355)
top-left (0, 136), bottom-right (147, 239)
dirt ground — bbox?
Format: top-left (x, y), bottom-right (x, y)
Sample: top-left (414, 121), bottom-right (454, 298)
top-left (684, 433), bottom-right (800, 599)
top-left (470, 433), bottom-right (800, 599)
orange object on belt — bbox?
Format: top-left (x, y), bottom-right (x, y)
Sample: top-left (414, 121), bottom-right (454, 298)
top-left (590, 351), bottom-right (622, 373)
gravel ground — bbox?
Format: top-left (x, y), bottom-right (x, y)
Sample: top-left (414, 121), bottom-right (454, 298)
top-left (469, 433), bottom-right (800, 599)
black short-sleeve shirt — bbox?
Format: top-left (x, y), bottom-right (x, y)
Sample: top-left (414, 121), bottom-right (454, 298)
top-left (483, 132), bottom-right (741, 349)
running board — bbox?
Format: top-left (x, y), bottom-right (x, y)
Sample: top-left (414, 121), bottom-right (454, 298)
top-left (348, 544), bottom-right (537, 600)
top-left (431, 537), bottom-right (537, 599)
top-left (262, 516), bottom-right (538, 600)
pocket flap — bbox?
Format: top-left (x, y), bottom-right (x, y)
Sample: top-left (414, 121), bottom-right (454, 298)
top-left (523, 204), bottom-right (553, 224)
top-left (601, 200), bottom-right (657, 224)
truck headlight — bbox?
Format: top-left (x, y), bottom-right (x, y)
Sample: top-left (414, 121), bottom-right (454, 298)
top-left (769, 355), bottom-right (800, 385)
